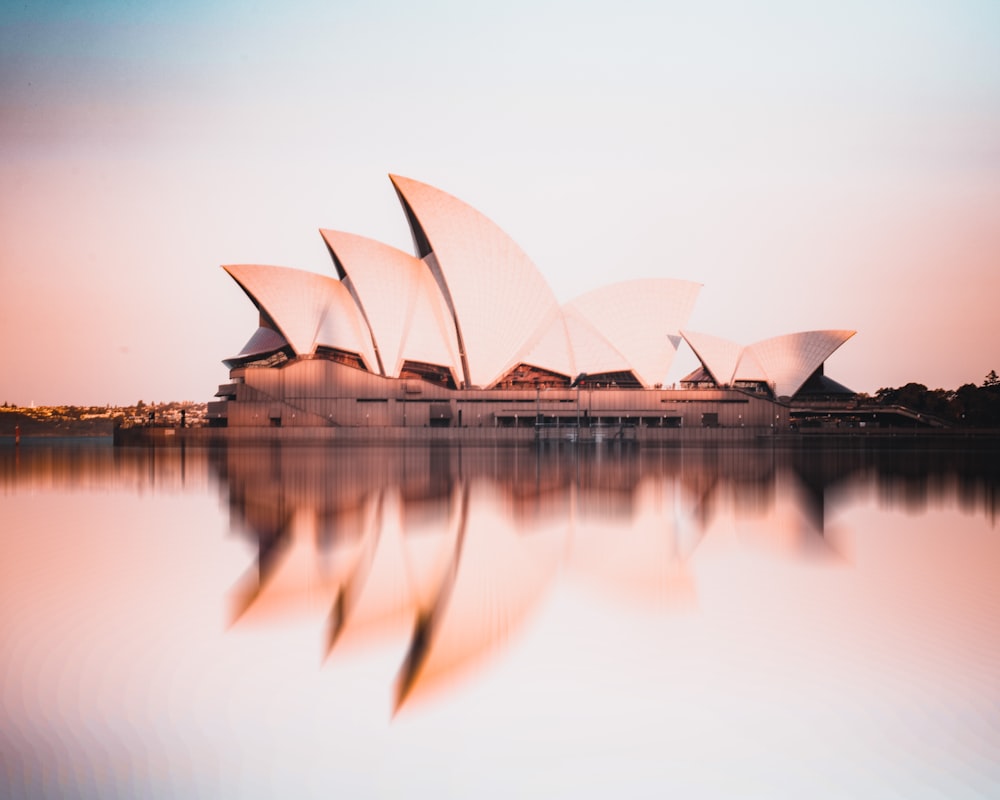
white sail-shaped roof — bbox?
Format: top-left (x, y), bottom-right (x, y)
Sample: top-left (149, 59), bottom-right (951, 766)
top-left (222, 177), bottom-right (857, 402)
top-left (395, 482), bottom-right (566, 712)
top-left (562, 306), bottom-right (634, 378)
top-left (732, 346), bottom-right (766, 384)
top-left (315, 281), bottom-right (381, 370)
top-left (680, 330), bottom-right (743, 387)
top-left (223, 264), bottom-right (376, 369)
top-left (747, 330), bottom-right (856, 398)
top-left (389, 174), bottom-right (561, 389)
top-left (497, 307), bottom-right (577, 381)
top-left (231, 326), bottom-right (289, 361)
top-left (495, 303), bottom-right (643, 384)
top-left (567, 279), bottom-right (701, 387)
top-left (320, 230), bottom-right (462, 381)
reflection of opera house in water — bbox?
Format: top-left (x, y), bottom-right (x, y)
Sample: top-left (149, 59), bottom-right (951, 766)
top-left (196, 175), bottom-right (855, 439)
top-left (216, 444), bottom-right (999, 712)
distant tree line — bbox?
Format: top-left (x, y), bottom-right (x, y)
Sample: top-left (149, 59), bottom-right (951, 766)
top-left (871, 370), bottom-right (1000, 426)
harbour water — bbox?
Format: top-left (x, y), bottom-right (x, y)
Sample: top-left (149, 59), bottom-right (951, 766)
top-left (2, 439), bottom-right (998, 798)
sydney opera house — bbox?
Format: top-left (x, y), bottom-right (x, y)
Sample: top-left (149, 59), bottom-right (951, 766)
top-left (205, 175), bottom-right (855, 439)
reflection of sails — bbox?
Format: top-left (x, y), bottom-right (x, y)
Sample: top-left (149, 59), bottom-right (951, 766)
top-left (228, 492), bottom-right (379, 627)
top-left (395, 482), bottom-right (568, 712)
top-left (225, 456), bottom-right (571, 711)
top-left (325, 487), bottom-right (463, 655)
top-left (569, 480), bottom-right (702, 610)
top-left (216, 444), bottom-right (943, 709)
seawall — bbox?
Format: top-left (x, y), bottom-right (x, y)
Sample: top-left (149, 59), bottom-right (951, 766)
top-left (112, 424), bottom-right (1000, 449)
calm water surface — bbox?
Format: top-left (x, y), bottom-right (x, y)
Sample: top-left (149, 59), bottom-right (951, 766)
top-left (2, 439), bottom-right (999, 798)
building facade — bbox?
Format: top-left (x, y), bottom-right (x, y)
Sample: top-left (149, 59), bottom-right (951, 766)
top-left (207, 175), bottom-right (855, 435)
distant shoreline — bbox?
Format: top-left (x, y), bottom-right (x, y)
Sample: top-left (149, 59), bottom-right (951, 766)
top-left (0, 404), bottom-right (207, 438)
top-left (5, 429), bottom-right (1000, 450)
top-left (109, 424), bottom-right (1000, 449)
top-left (3, 405), bottom-right (999, 447)
top-left (0, 415), bottom-right (115, 437)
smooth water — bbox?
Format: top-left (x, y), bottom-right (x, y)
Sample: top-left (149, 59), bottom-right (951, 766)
top-left (2, 439), bottom-right (999, 799)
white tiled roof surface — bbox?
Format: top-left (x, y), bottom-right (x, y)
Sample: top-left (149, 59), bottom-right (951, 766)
top-left (223, 263), bottom-right (376, 370)
top-left (561, 306), bottom-right (634, 378)
top-left (567, 279), bottom-right (701, 387)
top-left (390, 174), bottom-right (561, 388)
top-left (320, 229), bottom-right (461, 381)
top-left (235, 325), bottom-right (289, 359)
top-left (223, 177), bottom-right (855, 399)
top-left (748, 330), bottom-right (856, 398)
top-left (680, 330), bottom-right (743, 386)
top-left (499, 307), bottom-right (577, 382)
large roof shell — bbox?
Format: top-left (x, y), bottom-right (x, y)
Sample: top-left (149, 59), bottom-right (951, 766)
top-left (567, 279), bottom-right (701, 387)
top-left (389, 174), bottom-right (561, 389)
top-left (683, 329), bottom-right (856, 397)
top-left (732, 346), bottom-right (766, 384)
top-left (498, 307), bottom-right (576, 382)
top-left (222, 177), bottom-right (857, 400)
top-left (748, 330), bottom-right (856, 398)
top-left (320, 230), bottom-right (462, 381)
top-left (223, 263), bottom-right (377, 370)
top-left (496, 304), bottom-right (639, 384)
top-left (315, 283), bottom-right (382, 369)
top-left (228, 326), bottom-right (290, 365)
top-left (561, 307), bottom-right (634, 378)
top-left (680, 330), bottom-right (743, 387)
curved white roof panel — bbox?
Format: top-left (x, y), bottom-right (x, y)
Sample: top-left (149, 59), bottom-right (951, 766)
top-left (223, 264), bottom-right (376, 369)
top-left (680, 330), bottom-right (742, 387)
top-left (748, 330), bottom-right (856, 398)
top-left (733, 346), bottom-right (766, 384)
top-left (221, 176), bottom-right (858, 401)
top-left (496, 304), bottom-right (643, 384)
top-left (233, 326), bottom-right (289, 360)
top-left (498, 307), bottom-right (576, 382)
top-left (562, 306), bottom-right (634, 378)
top-left (320, 229), bottom-right (462, 381)
top-left (315, 280), bottom-right (380, 370)
top-left (567, 279), bottom-right (701, 387)
top-left (389, 174), bottom-right (561, 389)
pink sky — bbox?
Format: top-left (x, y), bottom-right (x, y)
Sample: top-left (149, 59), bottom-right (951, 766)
top-left (2, 0), bottom-right (998, 405)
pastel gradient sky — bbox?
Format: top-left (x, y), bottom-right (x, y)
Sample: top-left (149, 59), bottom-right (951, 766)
top-left (2, 0), bottom-right (998, 405)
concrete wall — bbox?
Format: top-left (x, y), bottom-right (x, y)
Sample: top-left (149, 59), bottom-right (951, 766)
top-left (208, 359), bottom-right (790, 431)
